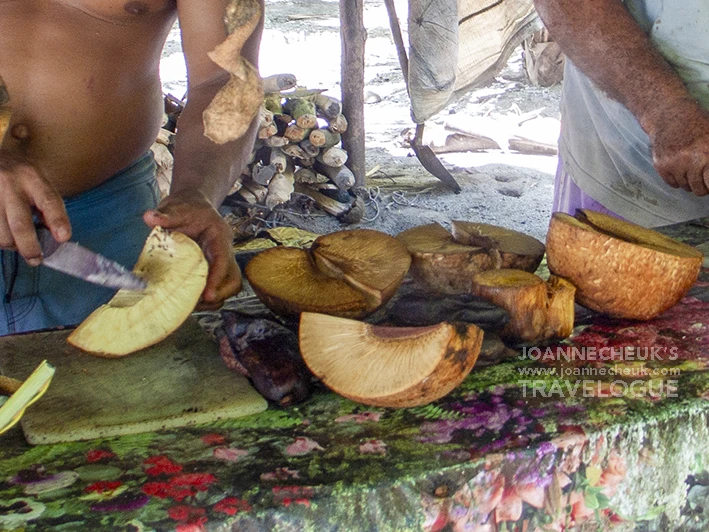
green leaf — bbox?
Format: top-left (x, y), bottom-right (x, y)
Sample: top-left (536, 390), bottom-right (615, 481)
top-left (584, 491), bottom-right (599, 510)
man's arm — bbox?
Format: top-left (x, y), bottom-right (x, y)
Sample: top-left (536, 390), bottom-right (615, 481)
top-left (535, 0), bottom-right (709, 196)
top-left (144, 0), bottom-right (264, 309)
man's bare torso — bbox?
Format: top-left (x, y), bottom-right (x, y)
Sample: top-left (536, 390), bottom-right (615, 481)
top-left (0, 0), bottom-right (177, 196)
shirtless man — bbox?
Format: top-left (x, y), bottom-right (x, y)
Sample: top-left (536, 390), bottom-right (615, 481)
top-left (0, 0), bottom-right (262, 334)
top-left (535, 0), bottom-right (709, 226)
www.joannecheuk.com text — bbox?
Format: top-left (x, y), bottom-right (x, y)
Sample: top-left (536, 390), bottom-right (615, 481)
top-left (518, 346), bottom-right (680, 362)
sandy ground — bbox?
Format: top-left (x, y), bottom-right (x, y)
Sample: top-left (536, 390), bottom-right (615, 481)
top-left (160, 0), bottom-right (562, 242)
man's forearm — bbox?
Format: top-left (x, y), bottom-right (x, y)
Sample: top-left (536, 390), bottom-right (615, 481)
top-left (169, 77), bottom-right (258, 207)
top-left (535, 0), bottom-right (696, 138)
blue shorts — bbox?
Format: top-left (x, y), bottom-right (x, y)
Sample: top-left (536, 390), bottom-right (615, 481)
top-left (0, 152), bottom-right (159, 335)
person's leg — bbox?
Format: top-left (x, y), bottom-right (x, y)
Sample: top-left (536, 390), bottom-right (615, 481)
top-left (0, 153), bottom-right (159, 335)
top-left (553, 157), bottom-right (627, 220)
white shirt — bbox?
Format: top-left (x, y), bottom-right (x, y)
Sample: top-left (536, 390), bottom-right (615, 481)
top-left (559, 0), bottom-right (709, 226)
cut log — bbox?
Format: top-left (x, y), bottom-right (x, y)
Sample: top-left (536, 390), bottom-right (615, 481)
top-left (284, 98), bottom-right (318, 130)
top-left (546, 209), bottom-right (703, 320)
top-left (471, 269), bottom-right (575, 345)
top-left (299, 313), bottom-right (483, 407)
top-left (299, 138), bottom-right (321, 157)
top-left (314, 161), bottom-right (355, 189)
top-left (242, 180), bottom-right (269, 204)
top-left (313, 93), bottom-right (342, 120)
top-left (259, 107), bottom-right (274, 128)
top-left (317, 146), bottom-right (348, 168)
top-left (294, 167), bottom-right (328, 185)
top-left (282, 144), bottom-right (309, 160)
top-left (262, 73), bottom-right (298, 94)
top-left (327, 113), bottom-right (349, 134)
top-left (238, 187), bottom-right (259, 205)
top-left (508, 136), bottom-right (557, 156)
top-left (269, 147), bottom-right (287, 173)
top-left (245, 229), bottom-right (411, 319)
top-left (265, 171), bottom-right (295, 210)
top-left (263, 135), bottom-right (289, 148)
top-left (397, 221), bottom-right (546, 294)
top-left (284, 124), bottom-right (310, 143)
top-left (309, 128), bottom-right (341, 149)
top-left (251, 163), bottom-right (277, 186)
top-left (273, 113), bottom-right (292, 136)
top-left (264, 94), bottom-right (283, 114)
top-left (257, 124), bottom-right (278, 139)
top-left (294, 183), bottom-right (364, 223)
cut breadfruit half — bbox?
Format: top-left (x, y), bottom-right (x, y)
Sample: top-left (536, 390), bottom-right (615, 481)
top-left (546, 210), bottom-right (703, 320)
top-left (471, 269), bottom-right (575, 345)
top-left (245, 229), bottom-right (411, 319)
top-left (67, 227), bottom-right (208, 357)
top-left (299, 312), bottom-right (483, 407)
top-left (397, 221), bottom-right (545, 294)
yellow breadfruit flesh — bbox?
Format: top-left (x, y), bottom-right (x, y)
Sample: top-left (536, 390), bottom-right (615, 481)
top-left (67, 227), bottom-right (208, 357)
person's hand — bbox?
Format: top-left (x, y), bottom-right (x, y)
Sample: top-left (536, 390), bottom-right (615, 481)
top-left (143, 189), bottom-right (241, 310)
top-left (648, 98), bottom-right (709, 196)
top-left (0, 153), bottom-right (70, 265)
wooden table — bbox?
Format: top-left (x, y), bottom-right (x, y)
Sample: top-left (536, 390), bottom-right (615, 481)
top-left (2, 220), bottom-right (709, 531)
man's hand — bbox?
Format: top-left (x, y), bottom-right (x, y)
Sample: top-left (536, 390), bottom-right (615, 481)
top-left (0, 153), bottom-right (70, 265)
top-left (143, 189), bottom-right (241, 310)
top-left (648, 98), bottom-right (709, 196)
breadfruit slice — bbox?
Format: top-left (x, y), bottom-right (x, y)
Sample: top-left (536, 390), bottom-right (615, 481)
top-left (471, 269), bottom-right (575, 345)
top-left (397, 221), bottom-right (545, 294)
top-left (309, 228), bottom-right (412, 308)
top-left (245, 229), bottom-right (411, 319)
top-left (299, 312), bottom-right (483, 407)
top-left (546, 210), bottom-right (703, 320)
top-left (67, 227), bottom-right (208, 357)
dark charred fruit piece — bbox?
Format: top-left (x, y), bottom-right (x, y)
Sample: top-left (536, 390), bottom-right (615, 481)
top-left (546, 209), bottom-right (703, 320)
top-left (385, 292), bottom-right (510, 332)
top-left (245, 229), bottom-right (411, 319)
top-left (471, 269), bottom-right (576, 345)
top-left (218, 311), bottom-right (311, 406)
top-left (397, 221), bottom-right (545, 294)
top-left (298, 312), bottom-right (483, 407)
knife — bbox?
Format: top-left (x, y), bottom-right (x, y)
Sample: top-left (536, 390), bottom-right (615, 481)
top-left (37, 226), bottom-right (148, 291)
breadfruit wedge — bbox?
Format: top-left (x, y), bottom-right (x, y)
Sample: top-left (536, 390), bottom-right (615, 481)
top-left (397, 221), bottom-right (545, 294)
top-left (309, 228), bottom-right (411, 308)
top-left (299, 312), bottom-right (484, 407)
top-left (245, 247), bottom-right (371, 318)
top-left (546, 210), bottom-right (703, 320)
top-left (67, 227), bottom-right (208, 357)
top-left (471, 269), bottom-right (575, 345)
top-left (245, 229), bottom-right (411, 319)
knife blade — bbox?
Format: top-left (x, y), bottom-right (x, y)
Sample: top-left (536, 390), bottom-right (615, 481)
top-left (37, 227), bottom-right (148, 291)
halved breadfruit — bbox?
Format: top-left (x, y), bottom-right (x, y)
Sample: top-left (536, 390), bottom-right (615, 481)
top-left (471, 269), bottom-right (575, 345)
top-left (246, 229), bottom-right (411, 319)
top-left (546, 210), bottom-right (703, 320)
top-left (397, 221), bottom-right (545, 294)
top-left (299, 312), bottom-right (483, 407)
top-left (67, 227), bottom-right (208, 357)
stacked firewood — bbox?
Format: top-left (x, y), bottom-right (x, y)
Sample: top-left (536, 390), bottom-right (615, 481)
top-left (232, 81), bottom-right (363, 223)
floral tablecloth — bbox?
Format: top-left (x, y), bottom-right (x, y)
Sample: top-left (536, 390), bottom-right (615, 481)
top-left (3, 221), bottom-right (709, 532)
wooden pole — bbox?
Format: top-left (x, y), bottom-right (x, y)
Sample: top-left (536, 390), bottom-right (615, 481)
top-left (339, 0), bottom-right (366, 188)
top-left (383, 0), bottom-right (409, 87)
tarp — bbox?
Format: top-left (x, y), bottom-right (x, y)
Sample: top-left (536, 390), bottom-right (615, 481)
top-left (408, 0), bottom-right (541, 123)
